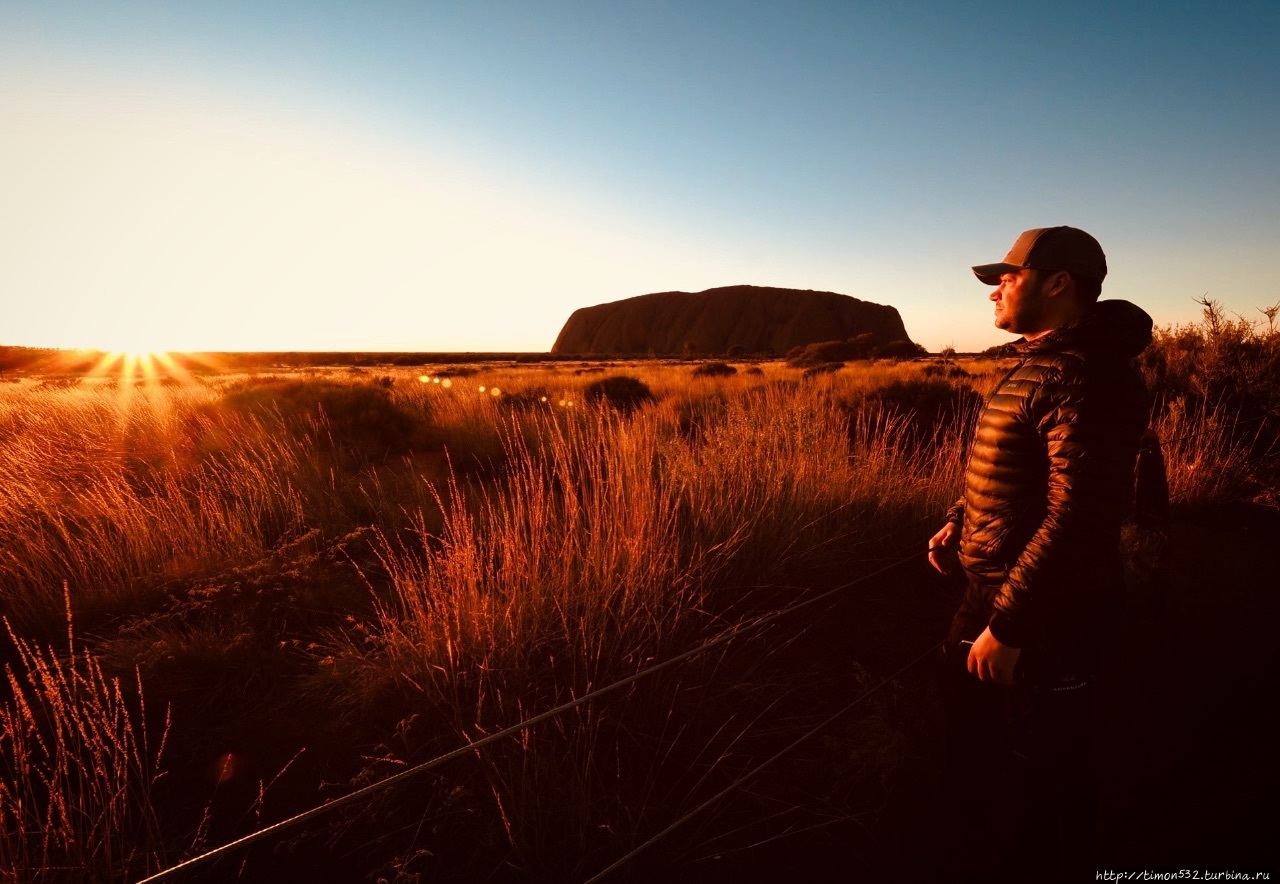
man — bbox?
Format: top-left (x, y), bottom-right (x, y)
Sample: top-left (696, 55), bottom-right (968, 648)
top-left (927, 226), bottom-right (1152, 880)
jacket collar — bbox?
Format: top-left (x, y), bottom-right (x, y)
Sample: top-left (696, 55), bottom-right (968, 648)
top-left (1013, 299), bottom-right (1153, 359)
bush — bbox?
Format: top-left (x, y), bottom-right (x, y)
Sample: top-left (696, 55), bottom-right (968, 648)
top-left (1141, 298), bottom-right (1280, 424)
top-left (1140, 297), bottom-right (1280, 497)
top-left (802, 362), bottom-right (844, 378)
top-left (847, 333), bottom-right (878, 358)
top-left (500, 386), bottom-right (553, 411)
top-left (873, 340), bottom-right (929, 360)
top-left (979, 342), bottom-right (1018, 358)
top-left (691, 362), bottom-right (737, 378)
top-left (923, 363), bottom-right (971, 380)
top-left (788, 340), bottom-right (861, 367)
top-left (853, 378), bottom-right (982, 451)
top-left (582, 375), bottom-right (657, 414)
top-left (221, 379), bottom-right (435, 462)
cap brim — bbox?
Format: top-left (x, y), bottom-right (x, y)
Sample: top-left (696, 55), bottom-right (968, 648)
top-left (971, 262), bottom-right (1021, 285)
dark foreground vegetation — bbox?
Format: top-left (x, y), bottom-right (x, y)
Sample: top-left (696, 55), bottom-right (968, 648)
top-left (1, 300), bottom-right (1277, 881)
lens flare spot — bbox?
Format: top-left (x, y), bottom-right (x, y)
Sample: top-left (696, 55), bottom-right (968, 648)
top-left (478, 385), bottom-right (486, 392)
top-left (215, 752), bottom-right (239, 784)
top-left (418, 375), bottom-right (431, 383)
top-left (490, 387), bottom-right (501, 397)
top-left (433, 377), bottom-right (441, 384)
top-left (441, 378), bottom-right (452, 388)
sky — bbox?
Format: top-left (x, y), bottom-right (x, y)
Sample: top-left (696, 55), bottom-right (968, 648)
top-left (2, 1), bottom-right (1277, 353)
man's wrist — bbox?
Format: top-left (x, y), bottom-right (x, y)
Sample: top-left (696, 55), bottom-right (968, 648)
top-left (987, 613), bottom-right (1024, 649)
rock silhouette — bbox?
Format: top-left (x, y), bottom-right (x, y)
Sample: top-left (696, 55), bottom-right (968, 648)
top-left (551, 285), bottom-right (909, 356)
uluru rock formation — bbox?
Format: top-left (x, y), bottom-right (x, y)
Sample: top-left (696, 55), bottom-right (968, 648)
top-left (551, 285), bottom-right (910, 356)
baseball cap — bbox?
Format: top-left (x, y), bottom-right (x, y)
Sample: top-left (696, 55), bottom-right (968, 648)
top-left (972, 226), bottom-right (1108, 285)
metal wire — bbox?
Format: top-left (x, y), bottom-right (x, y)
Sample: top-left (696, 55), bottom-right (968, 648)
top-left (581, 639), bottom-right (944, 883)
top-left (136, 545), bottom-right (929, 883)
top-left (136, 405), bottom-right (1235, 882)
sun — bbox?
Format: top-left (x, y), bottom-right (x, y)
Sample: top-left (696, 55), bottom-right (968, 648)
top-left (86, 347), bottom-right (196, 383)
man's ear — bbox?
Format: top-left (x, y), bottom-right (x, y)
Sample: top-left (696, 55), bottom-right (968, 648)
top-left (1045, 271), bottom-right (1071, 298)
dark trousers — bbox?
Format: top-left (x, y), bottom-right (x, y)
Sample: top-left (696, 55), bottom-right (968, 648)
top-left (936, 642), bottom-right (1099, 883)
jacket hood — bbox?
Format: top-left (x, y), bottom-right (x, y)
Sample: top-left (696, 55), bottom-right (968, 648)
top-left (1016, 299), bottom-right (1153, 358)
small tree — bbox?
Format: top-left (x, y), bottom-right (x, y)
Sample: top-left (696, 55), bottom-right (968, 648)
top-left (1258, 302), bottom-right (1280, 336)
top-left (847, 333), bottom-right (878, 359)
top-left (873, 339), bottom-right (928, 360)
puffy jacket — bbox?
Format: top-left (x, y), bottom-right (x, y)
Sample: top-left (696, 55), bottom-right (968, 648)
top-left (946, 300), bottom-right (1153, 658)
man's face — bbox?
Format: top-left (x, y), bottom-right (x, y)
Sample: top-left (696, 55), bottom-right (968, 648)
top-left (990, 269), bottom-right (1050, 337)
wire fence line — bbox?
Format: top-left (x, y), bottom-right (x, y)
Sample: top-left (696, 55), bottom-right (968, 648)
top-left (136, 541), bottom-right (934, 883)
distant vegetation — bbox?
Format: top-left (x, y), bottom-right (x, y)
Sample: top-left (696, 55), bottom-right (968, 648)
top-left (1, 299), bottom-right (1276, 880)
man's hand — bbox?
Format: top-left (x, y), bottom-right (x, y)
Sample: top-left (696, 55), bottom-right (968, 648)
top-left (966, 627), bottom-right (1022, 685)
top-left (927, 521), bottom-right (960, 575)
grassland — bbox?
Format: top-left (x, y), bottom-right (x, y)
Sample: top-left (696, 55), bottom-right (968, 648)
top-left (2, 304), bottom-right (1276, 881)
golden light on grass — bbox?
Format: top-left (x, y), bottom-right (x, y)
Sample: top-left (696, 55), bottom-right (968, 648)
top-left (0, 326), bottom-right (1259, 879)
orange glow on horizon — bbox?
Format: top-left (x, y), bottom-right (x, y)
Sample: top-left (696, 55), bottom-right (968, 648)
top-left (80, 349), bottom-right (218, 385)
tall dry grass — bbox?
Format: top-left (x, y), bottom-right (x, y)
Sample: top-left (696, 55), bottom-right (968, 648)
top-left (308, 365), bottom-right (974, 875)
top-left (1, 361), bottom-right (981, 879)
top-left (1, 604), bottom-right (171, 882)
top-left (0, 382), bottom-right (308, 635)
top-left (0, 343), bottom-right (1266, 879)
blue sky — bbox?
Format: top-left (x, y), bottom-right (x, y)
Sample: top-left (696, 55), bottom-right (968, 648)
top-left (2, 1), bottom-right (1277, 352)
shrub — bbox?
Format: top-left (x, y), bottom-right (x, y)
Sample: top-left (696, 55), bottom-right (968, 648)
top-left (854, 378), bottom-right (982, 451)
top-left (979, 342), bottom-right (1018, 358)
top-left (873, 340), bottom-right (928, 360)
top-left (582, 375), bottom-right (657, 414)
top-left (499, 386), bottom-right (553, 412)
top-left (788, 340), bottom-right (860, 367)
top-left (923, 363), bottom-right (971, 380)
top-left (1141, 297), bottom-right (1280, 425)
top-left (1140, 298), bottom-right (1280, 495)
top-left (691, 362), bottom-right (738, 378)
top-left (802, 361), bottom-right (844, 378)
top-left (221, 379), bottom-right (435, 462)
